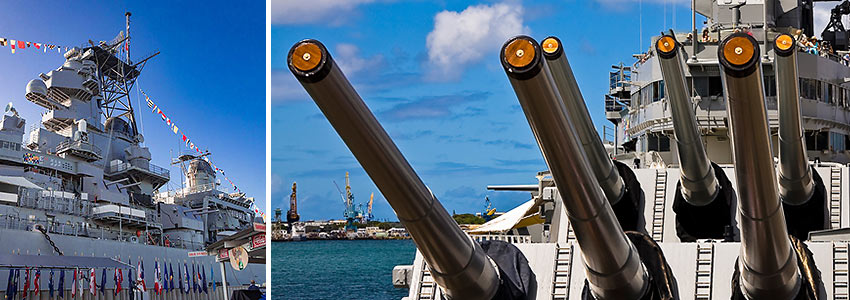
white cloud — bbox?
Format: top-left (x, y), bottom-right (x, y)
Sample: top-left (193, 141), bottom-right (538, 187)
top-left (334, 43), bottom-right (383, 75)
top-left (271, 70), bottom-right (310, 103)
top-left (425, 2), bottom-right (530, 81)
top-left (812, 2), bottom-right (848, 39)
top-left (271, 0), bottom-right (376, 25)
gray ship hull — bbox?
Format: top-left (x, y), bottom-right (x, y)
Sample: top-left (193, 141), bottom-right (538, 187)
top-left (0, 228), bottom-right (264, 299)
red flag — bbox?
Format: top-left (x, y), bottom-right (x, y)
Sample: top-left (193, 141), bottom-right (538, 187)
top-left (89, 268), bottom-right (96, 296)
top-left (34, 43), bottom-right (40, 49)
top-left (33, 269), bottom-right (40, 295)
top-left (71, 269), bottom-right (77, 298)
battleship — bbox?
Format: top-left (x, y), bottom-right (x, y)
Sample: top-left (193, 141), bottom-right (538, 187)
top-left (287, 0), bottom-right (850, 299)
top-left (0, 13), bottom-right (265, 300)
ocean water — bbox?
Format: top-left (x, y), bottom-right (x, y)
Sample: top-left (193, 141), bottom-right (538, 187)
top-left (272, 239), bottom-right (416, 299)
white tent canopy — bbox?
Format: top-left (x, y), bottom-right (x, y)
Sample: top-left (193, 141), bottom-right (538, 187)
top-left (469, 198), bottom-right (540, 234)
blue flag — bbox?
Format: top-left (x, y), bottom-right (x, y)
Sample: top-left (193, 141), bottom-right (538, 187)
top-left (6, 268), bottom-right (14, 300)
top-left (57, 269), bottom-right (64, 299)
top-left (178, 263), bottom-right (184, 294)
top-left (191, 263), bottom-right (197, 293)
top-left (48, 269), bottom-right (54, 298)
top-left (127, 259), bottom-right (134, 298)
top-left (201, 265), bottom-right (207, 294)
top-left (100, 268), bottom-right (106, 294)
top-left (210, 265), bottom-right (215, 292)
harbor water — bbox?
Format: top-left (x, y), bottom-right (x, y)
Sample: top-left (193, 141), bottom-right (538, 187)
top-left (272, 239), bottom-right (416, 299)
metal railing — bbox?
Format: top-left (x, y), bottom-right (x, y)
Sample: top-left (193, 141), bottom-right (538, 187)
top-left (55, 139), bottom-right (102, 156)
top-left (0, 214), bottom-right (205, 251)
top-left (471, 234), bottom-right (533, 244)
top-left (18, 188), bottom-right (92, 217)
top-left (106, 161), bottom-right (170, 178)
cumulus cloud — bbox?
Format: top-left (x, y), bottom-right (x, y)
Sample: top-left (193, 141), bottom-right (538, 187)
top-left (271, 69), bottom-right (310, 104)
top-left (271, 0), bottom-right (376, 25)
top-left (334, 43), bottom-right (384, 75)
top-left (425, 2), bottom-right (530, 80)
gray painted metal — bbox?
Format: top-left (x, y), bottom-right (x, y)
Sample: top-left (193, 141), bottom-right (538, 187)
top-left (543, 43), bottom-right (626, 205)
top-left (720, 34), bottom-right (801, 300)
top-left (290, 40), bottom-right (500, 300)
top-left (502, 36), bottom-right (649, 300)
top-left (775, 40), bottom-right (816, 205)
top-left (657, 36), bottom-right (719, 206)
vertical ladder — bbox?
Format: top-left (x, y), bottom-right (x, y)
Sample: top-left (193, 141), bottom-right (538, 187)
top-left (417, 260), bottom-right (436, 300)
top-left (651, 169), bottom-right (668, 241)
top-left (835, 243), bottom-right (849, 300)
top-left (831, 167), bottom-right (843, 229)
top-left (694, 243), bottom-right (715, 300)
top-left (551, 244), bottom-right (574, 300)
top-left (566, 223), bottom-right (576, 243)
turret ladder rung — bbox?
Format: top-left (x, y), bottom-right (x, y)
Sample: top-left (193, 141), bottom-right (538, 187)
top-left (831, 168), bottom-right (843, 229)
top-left (836, 243), bottom-right (850, 300)
top-left (418, 260), bottom-right (436, 300)
top-left (551, 244), bottom-right (574, 300)
top-left (651, 169), bottom-right (667, 241)
top-left (694, 243), bottom-right (714, 300)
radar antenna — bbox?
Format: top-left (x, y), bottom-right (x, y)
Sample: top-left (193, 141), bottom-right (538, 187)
top-left (88, 12), bottom-right (160, 142)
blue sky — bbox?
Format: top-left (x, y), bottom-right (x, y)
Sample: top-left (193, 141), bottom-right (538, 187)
top-left (0, 1), bottom-right (266, 211)
top-left (271, 0), bottom-right (700, 221)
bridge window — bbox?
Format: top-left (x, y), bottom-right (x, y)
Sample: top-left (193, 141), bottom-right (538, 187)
top-left (800, 78), bottom-right (819, 100)
top-left (647, 132), bottom-right (670, 152)
top-left (652, 81), bottom-right (665, 102)
top-left (806, 130), bottom-right (829, 151)
top-left (690, 76), bottom-right (723, 98)
top-left (831, 132), bottom-right (846, 152)
top-left (827, 84), bottom-right (836, 105)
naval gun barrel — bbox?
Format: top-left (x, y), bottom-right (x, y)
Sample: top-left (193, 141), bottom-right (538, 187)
top-left (774, 33), bottom-right (816, 205)
top-left (501, 36), bottom-right (649, 300)
top-left (655, 35), bottom-right (719, 206)
top-left (719, 33), bottom-right (801, 299)
top-left (288, 40), bottom-right (500, 300)
top-left (539, 36), bottom-right (626, 205)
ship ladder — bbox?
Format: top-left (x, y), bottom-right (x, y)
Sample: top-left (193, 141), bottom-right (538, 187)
top-left (566, 223), bottom-right (576, 243)
top-left (835, 243), bottom-right (850, 300)
top-left (831, 167), bottom-right (843, 229)
top-left (694, 243), bottom-right (715, 300)
top-left (417, 260), bottom-right (436, 300)
top-left (651, 169), bottom-right (668, 241)
top-left (551, 243), bottom-right (574, 300)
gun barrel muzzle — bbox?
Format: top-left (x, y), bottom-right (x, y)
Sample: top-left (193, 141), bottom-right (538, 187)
top-left (288, 39), bottom-right (500, 300)
top-left (774, 33), bottom-right (815, 205)
top-left (540, 36), bottom-right (626, 205)
top-left (719, 33), bottom-right (801, 299)
top-left (501, 36), bottom-right (648, 300)
top-left (656, 35), bottom-right (719, 206)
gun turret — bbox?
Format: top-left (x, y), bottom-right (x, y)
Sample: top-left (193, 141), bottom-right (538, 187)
top-left (288, 40), bottom-right (501, 300)
top-left (774, 34), bottom-right (816, 205)
top-left (656, 35), bottom-right (719, 205)
top-left (774, 33), bottom-right (828, 239)
top-left (539, 36), bottom-right (642, 231)
top-left (656, 34), bottom-right (734, 241)
top-left (719, 32), bottom-right (802, 299)
top-left (501, 35), bottom-right (650, 300)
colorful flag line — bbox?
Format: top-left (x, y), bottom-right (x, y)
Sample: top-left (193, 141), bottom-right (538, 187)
top-left (4, 260), bottom-right (218, 298)
top-left (141, 89), bottom-right (266, 220)
top-left (0, 37), bottom-right (68, 54)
